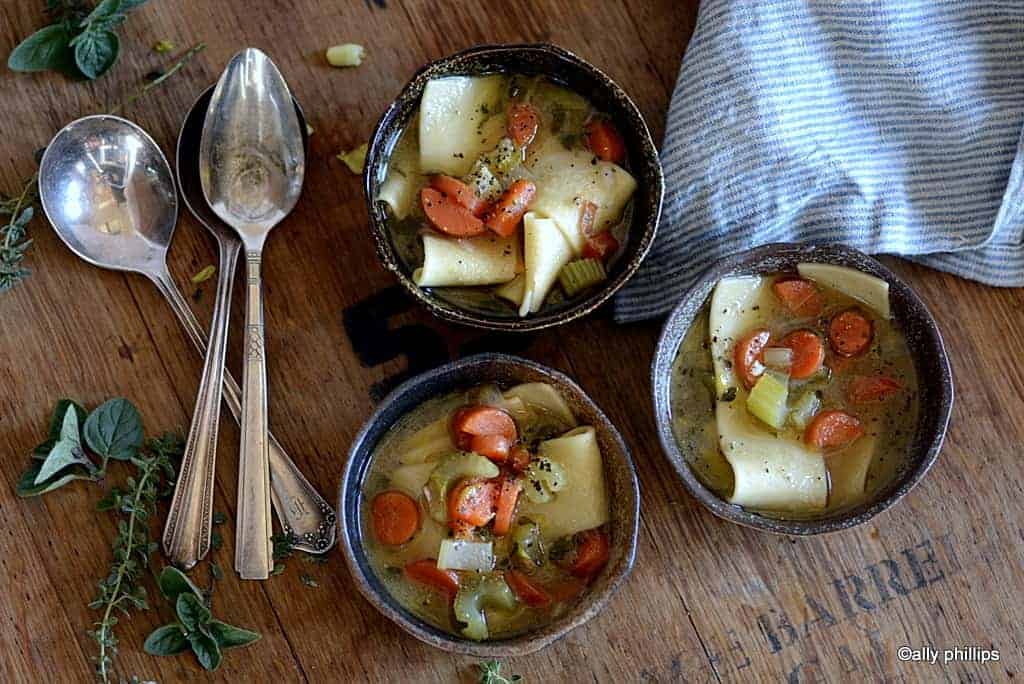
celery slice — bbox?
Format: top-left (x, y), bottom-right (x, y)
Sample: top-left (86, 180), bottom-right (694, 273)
top-left (558, 258), bottom-right (606, 297)
top-left (788, 390), bottom-right (821, 430)
top-left (746, 371), bottom-right (790, 430)
top-left (437, 539), bottom-right (494, 571)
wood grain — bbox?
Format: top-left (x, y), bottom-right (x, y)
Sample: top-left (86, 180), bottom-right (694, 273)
top-left (1, 1), bottom-right (1021, 682)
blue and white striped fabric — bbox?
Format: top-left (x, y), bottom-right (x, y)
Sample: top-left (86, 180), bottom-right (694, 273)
top-left (615, 0), bottom-right (1024, 322)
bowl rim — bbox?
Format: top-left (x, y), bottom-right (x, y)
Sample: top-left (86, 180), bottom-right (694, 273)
top-left (363, 42), bottom-right (664, 332)
top-left (651, 242), bottom-right (954, 535)
top-left (338, 352), bottom-right (640, 656)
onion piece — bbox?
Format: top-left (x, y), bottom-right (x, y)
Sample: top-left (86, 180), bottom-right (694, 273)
top-left (437, 539), bottom-right (494, 571)
top-left (763, 347), bottom-right (794, 370)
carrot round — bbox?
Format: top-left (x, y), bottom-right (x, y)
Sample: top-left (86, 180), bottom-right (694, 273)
top-left (371, 491), bottom-right (420, 546)
top-left (507, 103), bottom-right (540, 147)
top-left (492, 477), bottom-right (522, 536)
top-left (585, 119), bottom-right (626, 164)
top-left (848, 375), bottom-right (902, 403)
top-left (734, 328), bottom-right (771, 390)
top-left (429, 175), bottom-right (488, 217)
top-left (569, 529), bottom-right (610, 579)
top-left (404, 559), bottom-right (460, 599)
top-left (772, 277), bottom-right (822, 317)
top-left (421, 187), bottom-right (486, 237)
top-left (582, 232), bottom-right (619, 261)
top-left (469, 433), bottom-right (510, 462)
top-left (448, 478), bottom-right (497, 528)
top-left (483, 180), bottom-right (536, 237)
top-left (451, 405), bottom-right (518, 450)
top-left (779, 330), bottom-right (825, 379)
top-left (804, 410), bottom-right (864, 449)
top-left (505, 569), bottom-right (551, 607)
top-left (828, 308), bottom-right (874, 358)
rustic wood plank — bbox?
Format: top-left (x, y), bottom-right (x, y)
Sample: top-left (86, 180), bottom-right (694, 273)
top-left (1, 0), bottom-right (1023, 682)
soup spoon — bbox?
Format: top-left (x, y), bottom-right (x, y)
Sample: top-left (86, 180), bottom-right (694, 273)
top-left (37, 115), bottom-right (335, 569)
top-left (200, 48), bottom-right (305, 579)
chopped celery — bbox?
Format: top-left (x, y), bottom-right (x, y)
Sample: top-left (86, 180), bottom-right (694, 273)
top-left (326, 43), bottom-right (366, 67)
top-left (453, 574), bottom-right (516, 641)
top-left (425, 452), bottom-right (500, 522)
top-left (523, 457), bottom-right (566, 503)
top-left (788, 390), bottom-right (822, 430)
top-left (437, 539), bottom-right (494, 571)
top-left (558, 259), bottom-right (606, 297)
top-left (463, 159), bottom-right (503, 201)
top-left (487, 137), bottom-right (521, 175)
top-left (511, 520), bottom-right (545, 568)
top-left (746, 371), bottom-right (790, 430)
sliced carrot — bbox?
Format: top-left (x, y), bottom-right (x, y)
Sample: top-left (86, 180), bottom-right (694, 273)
top-left (848, 375), bottom-right (902, 403)
top-left (509, 445), bottom-right (532, 474)
top-left (371, 491), bottom-right (420, 546)
top-left (570, 529), bottom-right (610, 579)
top-left (507, 102), bottom-right (540, 147)
top-left (779, 330), bottom-right (825, 380)
top-left (429, 175), bottom-right (488, 217)
top-left (772, 277), bottom-right (823, 317)
top-left (448, 478), bottom-right (497, 528)
top-left (805, 410), bottom-right (864, 449)
top-left (421, 187), bottom-right (486, 237)
top-left (492, 477), bottom-right (522, 536)
top-left (584, 119), bottom-right (626, 164)
top-left (734, 328), bottom-right (771, 390)
top-left (483, 180), bottom-right (536, 237)
top-left (469, 433), bottom-right (511, 462)
top-left (578, 200), bottom-right (599, 238)
top-left (505, 569), bottom-right (551, 607)
top-left (582, 232), bottom-right (619, 261)
top-left (828, 308), bottom-right (874, 358)
top-left (404, 559), bottom-right (460, 600)
top-left (451, 405), bottom-right (518, 450)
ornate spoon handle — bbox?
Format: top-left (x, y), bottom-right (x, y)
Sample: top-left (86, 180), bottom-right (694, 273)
top-left (149, 257), bottom-right (336, 558)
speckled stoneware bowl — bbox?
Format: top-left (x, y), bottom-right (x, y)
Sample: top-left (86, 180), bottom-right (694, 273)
top-left (652, 243), bottom-right (953, 535)
top-left (339, 353), bottom-right (640, 656)
top-left (364, 43), bottom-right (664, 332)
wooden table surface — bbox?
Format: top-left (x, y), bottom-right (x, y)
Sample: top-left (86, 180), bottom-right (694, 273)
top-left (2, 1), bottom-right (1022, 682)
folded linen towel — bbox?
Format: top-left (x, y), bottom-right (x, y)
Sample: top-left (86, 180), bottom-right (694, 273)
top-left (615, 0), bottom-right (1024, 322)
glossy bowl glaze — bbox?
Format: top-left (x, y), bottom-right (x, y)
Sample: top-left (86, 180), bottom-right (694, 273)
top-left (652, 243), bottom-right (953, 535)
top-left (364, 43), bottom-right (664, 332)
top-left (339, 354), bottom-right (640, 655)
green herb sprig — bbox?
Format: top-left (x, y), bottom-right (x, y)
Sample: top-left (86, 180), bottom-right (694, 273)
top-left (8, 0), bottom-right (150, 80)
top-left (477, 660), bottom-right (523, 684)
top-left (144, 567), bottom-right (260, 671)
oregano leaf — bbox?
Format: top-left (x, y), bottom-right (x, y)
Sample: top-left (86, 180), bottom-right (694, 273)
top-left (188, 630), bottom-right (222, 671)
top-left (73, 29), bottom-right (119, 80)
top-left (16, 460), bottom-right (90, 497)
top-left (157, 566), bottom-right (204, 603)
top-left (144, 623), bottom-right (190, 656)
top-left (176, 593), bottom-right (211, 633)
top-left (84, 398), bottom-right (143, 461)
top-left (7, 24), bottom-right (74, 72)
top-left (57, 403), bottom-right (82, 445)
top-left (82, 0), bottom-right (124, 26)
top-left (35, 439), bottom-right (90, 484)
top-left (207, 620), bottom-right (260, 650)
top-left (48, 399), bottom-right (87, 441)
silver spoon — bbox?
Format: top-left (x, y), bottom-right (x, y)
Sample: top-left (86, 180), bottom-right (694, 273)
top-left (200, 48), bottom-right (305, 580)
top-left (37, 115), bottom-right (335, 566)
top-left (178, 87), bottom-right (335, 559)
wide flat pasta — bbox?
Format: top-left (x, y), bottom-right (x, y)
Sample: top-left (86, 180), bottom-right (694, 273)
top-left (710, 276), bottom-right (829, 512)
top-left (520, 212), bottom-right (574, 315)
top-left (826, 435), bottom-right (876, 509)
top-left (414, 233), bottom-right (518, 287)
top-left (419, 76), bottom-right (506, 176)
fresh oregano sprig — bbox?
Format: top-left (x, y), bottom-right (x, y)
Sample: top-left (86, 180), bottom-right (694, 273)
top-left (477, 660), bottom-right (523, 684)
top-left (8, 0), bottom-right (150, 80)
top-left (144, 567), bottom-right (260, 671)
top-left (90, 433), bottom-right (182, 683)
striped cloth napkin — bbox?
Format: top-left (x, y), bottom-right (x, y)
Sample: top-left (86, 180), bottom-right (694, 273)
top-left (615, 0), bottom-right (1024, 322)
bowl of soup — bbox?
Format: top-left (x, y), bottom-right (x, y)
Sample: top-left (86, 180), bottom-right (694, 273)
top-left (364, 43), bottom-right (664, 331)
top-left (339, 353), bottom-right (639, 655)
top-left (652, 243), bottom-right (953, 535)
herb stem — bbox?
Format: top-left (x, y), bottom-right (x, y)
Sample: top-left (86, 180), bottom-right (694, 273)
top-left (109, 43), bottom-right (207, 115)
top-left (95, 458), bottom-right (158, 684)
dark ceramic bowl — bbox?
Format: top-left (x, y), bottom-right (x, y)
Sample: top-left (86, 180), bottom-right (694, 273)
top-left (652, 243), bottom-right (953, 535)
top-left (339, 353), bottom-right (640, 655)
top-left (364, 43), bottom-right (664, 332)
